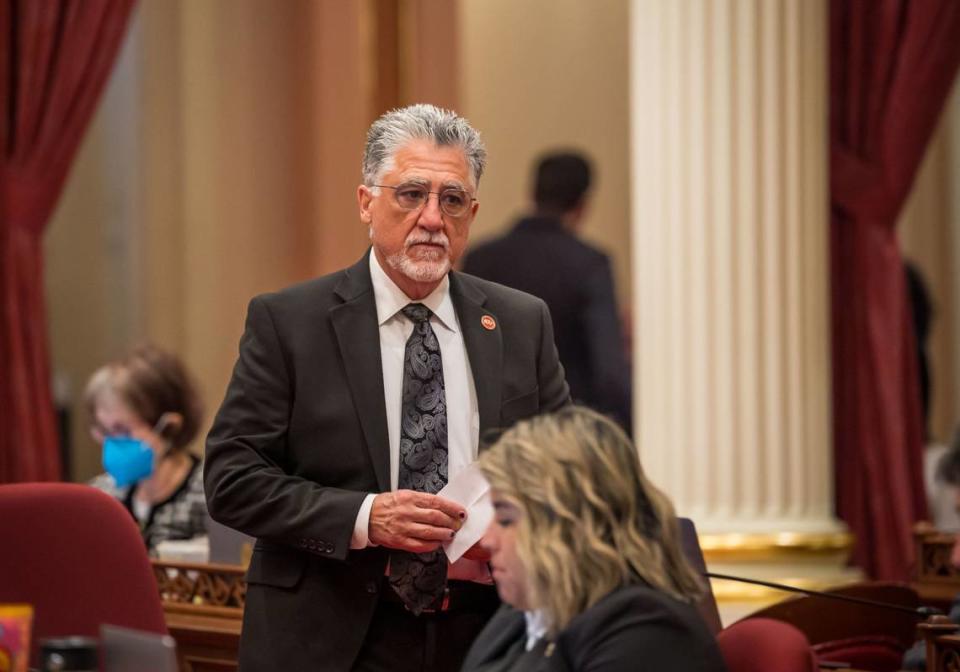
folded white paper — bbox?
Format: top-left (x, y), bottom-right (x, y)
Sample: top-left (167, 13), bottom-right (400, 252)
top-left (438, 463), bottom-right (494, 562)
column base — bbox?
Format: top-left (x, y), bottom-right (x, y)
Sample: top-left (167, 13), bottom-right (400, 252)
top-left (699, 528), bottom-right (861, 626)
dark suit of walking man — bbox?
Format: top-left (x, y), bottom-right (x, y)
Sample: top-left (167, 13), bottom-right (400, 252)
top-left (463, 152), bottom-right (631, 433)
top-left (204, 105), bottom-right (569, 671)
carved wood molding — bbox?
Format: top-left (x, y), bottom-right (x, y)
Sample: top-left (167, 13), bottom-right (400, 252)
top-left (914, 525), bottom-right (960, 583)
top-left (919, 614), bottom-right (960, 671)
top-left (152, 559), bottom-right (246, 616)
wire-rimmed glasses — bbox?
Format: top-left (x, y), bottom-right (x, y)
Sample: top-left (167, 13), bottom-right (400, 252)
top-left (373, 183), bottom-right (476, 218)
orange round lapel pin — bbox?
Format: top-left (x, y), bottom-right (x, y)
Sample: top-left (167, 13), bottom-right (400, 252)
top-left (481, 315), bottom-right (496, 330)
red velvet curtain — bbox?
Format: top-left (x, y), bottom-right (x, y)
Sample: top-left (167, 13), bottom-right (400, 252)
top-left (0, 0), bottom-right (135, 482)
top-left (830, 0), bottom-right (960, 579)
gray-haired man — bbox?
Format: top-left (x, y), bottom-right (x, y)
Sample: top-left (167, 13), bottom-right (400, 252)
top-left (205, 104), bottom-right (570, 671)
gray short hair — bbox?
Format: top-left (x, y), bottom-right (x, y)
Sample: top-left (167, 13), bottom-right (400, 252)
top-left (362, 104), bottom-right (487, 187)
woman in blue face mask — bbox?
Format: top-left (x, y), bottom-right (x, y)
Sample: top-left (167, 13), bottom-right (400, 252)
top-left (84, 344), bottom-right (207, 553)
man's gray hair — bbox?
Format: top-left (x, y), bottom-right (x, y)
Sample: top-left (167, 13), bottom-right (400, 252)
top-left (362, 104), bottom-right (487, 187)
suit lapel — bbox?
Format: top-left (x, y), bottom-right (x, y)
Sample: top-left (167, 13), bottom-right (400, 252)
top-left (450, 272), bottom-right (502, 441)
top-left (467, 607), bottom-right (527, 666)
top-left (330, 252), bottom-right (391, 492)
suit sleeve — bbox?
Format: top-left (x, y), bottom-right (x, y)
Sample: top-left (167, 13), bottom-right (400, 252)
top-left (582, 258), bottom-right (632, 432)
top-left (204, 295), bottom-right (367, 561)
top-left (537, 299), bottom-right (572, 413)
top-left (560, 595), bottom-right (725, 672)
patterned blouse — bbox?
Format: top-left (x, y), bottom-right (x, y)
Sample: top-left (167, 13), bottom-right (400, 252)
top-left (88, 455), bottom-right (207, 553)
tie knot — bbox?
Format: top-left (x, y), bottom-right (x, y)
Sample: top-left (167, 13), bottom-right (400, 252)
top-left (402, 303), bottom-right (432, 324)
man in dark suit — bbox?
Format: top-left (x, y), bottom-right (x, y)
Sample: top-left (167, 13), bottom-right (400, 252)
top-left (204, 105), bottom-right (570, 672)
top-left (462, 152), bottom-right (631, 433)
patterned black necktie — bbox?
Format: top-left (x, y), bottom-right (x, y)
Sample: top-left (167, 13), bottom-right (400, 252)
top-left (389, 303), bottom-right (449, 614)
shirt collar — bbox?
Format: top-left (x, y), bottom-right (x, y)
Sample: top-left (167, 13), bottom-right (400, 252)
top-left (369, 251), bottom-right (457, 333)
top-left (524, 609), bottom-right (550, 651)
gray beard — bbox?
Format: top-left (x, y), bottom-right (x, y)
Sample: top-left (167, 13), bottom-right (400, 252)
top-left (386, 252), bottom-right (451, 284)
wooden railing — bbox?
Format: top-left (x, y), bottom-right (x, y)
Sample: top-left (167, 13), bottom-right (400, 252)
top-left (153, 559), bottom-right (246, 616)
top-left (919, 616), bottom-right (960, 671)
top-left (913, 524), bottom-right (960, 670)
top-left (151, 559), bottom-right (245, 672)
top-left (913, 523), bottom-right (960, 611)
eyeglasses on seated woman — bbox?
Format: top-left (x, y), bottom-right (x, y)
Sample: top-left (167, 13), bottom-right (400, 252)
top-left (462, 405), bottom-right (727, 672)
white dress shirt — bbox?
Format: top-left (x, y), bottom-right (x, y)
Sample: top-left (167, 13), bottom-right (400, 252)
top-left (351, 253), bottom-right (491, 582)
top-left (524, 610), bottom-right (550, 651)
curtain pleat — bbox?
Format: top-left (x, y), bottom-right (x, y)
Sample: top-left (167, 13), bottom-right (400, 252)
top-left (0, 0), bottom-right (135, 482)
top-left (830, 0), bottom-right (960, 579)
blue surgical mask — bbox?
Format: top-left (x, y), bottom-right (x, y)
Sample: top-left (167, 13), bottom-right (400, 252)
top-left (102, 436), bottom-right (155, 487)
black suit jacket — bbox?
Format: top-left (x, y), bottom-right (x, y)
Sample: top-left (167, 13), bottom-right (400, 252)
top-left (462, 217), bottom-right (631, 432)
top-left (461, 584), bottom-right (727, 672)
top-left (204, 250), bottom-right (570, 671)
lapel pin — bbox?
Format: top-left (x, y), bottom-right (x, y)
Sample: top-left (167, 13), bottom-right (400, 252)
top-left (481, 315), bottom-right (496, 330)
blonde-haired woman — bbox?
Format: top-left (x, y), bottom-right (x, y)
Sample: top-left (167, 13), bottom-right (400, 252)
top-left (462, 406), bottom-right (726, 672)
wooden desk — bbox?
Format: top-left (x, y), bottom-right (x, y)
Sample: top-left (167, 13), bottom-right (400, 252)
top-left (918, 615), bottom-right (960, 671)
top-left (912, 524), bottom-right (960, 612)
top-left (151, 560), bottom-right (246, 672)
top-left (164, 610), bottom-right (242, 672)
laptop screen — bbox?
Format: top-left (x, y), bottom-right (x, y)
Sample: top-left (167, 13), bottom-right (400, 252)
top-left (99, 624), bottom-right (177, 672)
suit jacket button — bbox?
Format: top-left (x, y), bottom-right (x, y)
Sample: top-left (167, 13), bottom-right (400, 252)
top-left (366, 581), bottom-right (378, 594)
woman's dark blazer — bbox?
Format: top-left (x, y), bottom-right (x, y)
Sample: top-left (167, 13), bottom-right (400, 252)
top-left (461, 583), bottom-right (727, 672)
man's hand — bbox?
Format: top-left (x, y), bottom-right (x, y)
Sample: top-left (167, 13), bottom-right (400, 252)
top-left (369, 490), bottom-right (465, 553)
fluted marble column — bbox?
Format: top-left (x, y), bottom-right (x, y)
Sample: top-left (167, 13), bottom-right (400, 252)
top-left (630, 0), bottom-right (854, 618)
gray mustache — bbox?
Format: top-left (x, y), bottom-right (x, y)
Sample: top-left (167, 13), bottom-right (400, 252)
top-left (405, 234), bottom-right (449, 250)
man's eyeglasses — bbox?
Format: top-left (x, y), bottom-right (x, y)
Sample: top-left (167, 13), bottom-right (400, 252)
top-left (373, 183), bottom-right (476, 218)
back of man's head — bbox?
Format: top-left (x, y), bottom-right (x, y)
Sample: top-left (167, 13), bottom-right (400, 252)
top-left (533, 152), bottom-right (592, 214)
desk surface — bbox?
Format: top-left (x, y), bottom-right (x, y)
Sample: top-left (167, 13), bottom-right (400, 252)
top-left (165, 610), bottom-right (241, 672)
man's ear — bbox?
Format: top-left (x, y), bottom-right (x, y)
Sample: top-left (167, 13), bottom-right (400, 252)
top-left (358, 185), bottom-right (374, 223)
